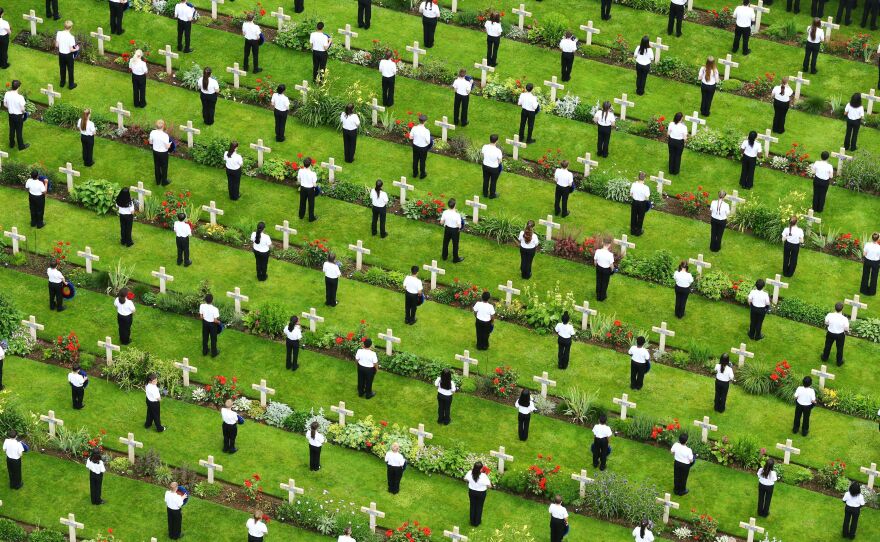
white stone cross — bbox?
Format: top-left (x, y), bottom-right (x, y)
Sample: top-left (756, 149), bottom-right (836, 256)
top-left (59, 513), bottom-right (83, 542)
top-left (845, 294), bottom-right (867, 321)
top-left (295, 80), bottom-right (310, 100)
top-left (406, 41), bottom-right (427, 69)
top-left (130, 181), bottom-right (152, 209)
top-left (688, 253), bottom-right (712, 276)
top-left (280, 478), bottom-right (305, 503)
top-left (301, 307), bottom-right (325, 332)
top-left (378, 328), bottom-right (401, 356)
top-left (226, 287), bottom-right (249, 315)
top-left (474, 58), bottom-right (495, 88)
top-left (739, 517), bottom-right (765, 542)
top-left (455, 349), bottom-right (478, 377)
top-left (752, 0), bottom-right (770, 34)
top-left (831, 147), bottom-right (852, 175)
top-left (347, 240), bottom-right (371, 271)
top-left (331, 400), bottom-right (354, 426)
top-left (648, 37), bottom-right (669, 63)
top-left (22, 10), bottom-right (43, 36)
top-left (210, 0), bottom-right (225, 20)
top-left (320, 157), bottom-right (342, 183)
top-left (613, 233), bottom-right (635, 257)
top-left (573, 300), bottom-right (598, 331)
top-left (0, 149), bottom-right (9, 171)
top-left (810, 364), bottom-right (835, 390)
top-left (614, 92), bottom-right (634, 120)
top-left (394, 176), bottom-right (414, 204)
top-left (649, 171), bottom-right (671, 196)
top-left (693, 416), bottom-right (718, 443)
top-left (789, 71), bottom-right (810, 101)
top-left (361, 502), bottom-right (385, 532)
top-left (4, 227), bottom-right (25, 254)
top-left (820, 16), bottom-right (840, 42)
top-left (251, 379), bottom-right (276, 407)
top-left (58, 162), bottom-right (80, 192)
top-left (76, 246), bottom-right (99, 274)
top-left (571, 469), bottom-right (595, 498)
top-left (725, 190), bottom-right (746, 214)
top-left (20, 315), bottom-right (43, 341)
top-left (201, 200), bottom-right (225, 225)
top-left (274, 220), bottom-right (297, 250)
top-left (109, 102), bottom-right (131, 130)
top-left (577, 151), bottom-right (599, 177)
top-left (370, 98), bottom-right (386, 127)
top-left (490, 445), bottom-right (514, 474)
top-left (775, 438), bottom-right (801, 464)
top-left (249, 139), bottom-right (272, 168)
top-left (409, 423), bottom-right (433, 447)
top-left (41, 84), bottom-right (61, 106)
top-left (423, 259), bottom-right (446, 290)
top-left (90, 27), bottom-right (111, 56)
top-left (434, 116), bottom-right (456, 142)
top-left (580, 20), bottom-right (601, 45)
top-left (98, 336), bottom-right (121, 364)
top-left (539, 214), bottom-right (560, 241)
top-left (198, 455), bottom-right (224, 484)
top-left (271, 7), bottom-right (291, 30)
top-left (860, 463), bottom-right (879, 489)
top-left (39, 410), bottom-right (64, 438)
top-left (730, 342), bottom-right (754, 367)
top-left (443, 526), bottom-right (469, 542)
top-left (533, 371), bottom-right (557, 398)
top-left (173, 357), bottom-right (198, 387)
top-left (465, 195), bottom-right (487, 223)
top-left (512, 3), bottom-right (532, 29)
top-left (151, 266), bottom-right (174, 293)
top-left (226, 62), bottom-right (246, 89)
top-left (656, 493), bottom-right (680, 524)
top-left (766, 274), bottom-right (789, 305)
top-left (337, 23), bottom-right (358, 50)
top-left (118, 432), bottom-right (143, 464)
top-left (498, 280), bottom-right (521, 305)
top-left (505, 134), bottom-right (527, 161)
top-left (719, 54), bottom-right (739, 81)
top-left (861, 89), bottom-right (880, 115)
top-left (451, 0), bottom-right (460, 11)
top-left (613, 392), bottom-right (636, 419)
top-left (543, 76), bottom-right (565, 103)
top-left (801, 208), bottom-right (822, 227)
top-left (757, 129), bottom-right (778, 158)
top-left (651, 321), bottom-right (675, 353)
top-left (158, 45), bottom-right (179, 76)
top-left (179, 121), bottom-right (201, 149)
top-left (684, 111), bottom-right (705, 136)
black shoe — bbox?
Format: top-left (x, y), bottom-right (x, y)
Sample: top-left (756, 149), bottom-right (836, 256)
top-left (211, 351), bottom-right (220, 357)
top-left (184, 49), bottom-right (193, 53)
top-left (157, 426), bottom-right (166, 433)
top-left (381, 232), bottom-right (388, 238)
top-left (68, 83), bottom-right (78, 90)
top-left (53, 15), bottom-right (61, 20)
top-left (19, 143), bottom-right (30, 151)
top-left (57, 307), bottom-right (66, 312)
top-left (184, 260), bottom-right (192, 267)
top-left (526, 139), bottom-right (536, 144)
top-left (453, 257), bottom-right (465, 263)
top-left (489, 194), bottom-right (498, 199)
top-left (253, 68), bottom-right (263, 73)
top-left (419, 173), bottom-right (427, 179)
top-left (561, 212), bottom-right (570, 217)
top-left (365, 392), bottom-right (376, 399)
top-left (309, 216), bottom-right (319, 222)
top-left (410, 318), bottom-right (417, 325)
top-left (229, 447), bottom-right (238, 453)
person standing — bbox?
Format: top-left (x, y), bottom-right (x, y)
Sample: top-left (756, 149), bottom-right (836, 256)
top-left (47, 261), bottom-right (67, 312)
top-left (222, 141), bottom-right (243, 201)
top-left (150, 120), bottom-right (172, 186)
top-left (811, 0), bottom-right (827, 16)
top-left (68, 364), bottom-right (87, 409)
top-left (165, 483), bottom-right (187, 540)
top-left (271, 85), bottom-right (290, 142)
top-left (485, 12), bottom-right (502, 67)
top-left (671, 433), bottom-right (695, 496)
top-left (629, 171), bottom-right (651, 236)
top-left (518, 84), bottom-right (539, 144)
top-left (0, 341), bottom-right (5, 391)
top-left (822, 302), bottom-right (849, 366)
top-left (601, 0), bottom-right (613, 20)
top-left (803, 18), bottom-right (824, 73)
top-left (403, 266), bottom-right (423, 325)
top-left (251, 222), bottom-right (271, 282)
top-left (709, 191), bottom-right (730, 252)
top-left (842, 481), bottom-right (866, 539)
top-left (740, 131), bottom-right (759, 188)
top-left (861, 232), bottom-right (880, 295)
top-left (45, 0), bottom-right (60, 20)
top-left (307, 421), bottom-right (325, 471)
top-left (481, 134), bottom-right (503, 198)
top-left (554, 160), bottom-right (574, 217)
top-left (294, 0), bottom-right (305, 13)
top-left (838, 0), bottom-right (857, 25)
top-left (116, 187), bottom-right (135, 247)
top-left (781, 216), bottom-right (804, 277)
top-left (199, 68), bottom-right (220, 125)
top-left (175, 0), bottom-right (196, 52)
top-left (812, 151), bottom-right (834, 212)
top-left (667, 113), bottom-right (687, 174)
top-left (435, 368), bottom-right (456, 425)
top-left (452, 70), bottom-right (473, 126)
top-left (357, 0), bottom-right (372, 29)
top-left (199, 294), bottom-right (221, 357)
top-left (844, 93), bottom-right (864, 151)
top-left (668, 0), bottom-right (686, 36)
top-left (3, 80), bottom-right (27, 150)
top-left (473, 291), bottom-right (495, 351)
top-left (594, 101), bottom-right (616, 158)
top-left (464, 462), bottom-right (492, 527)
top-left (221, 399), bottom-right (241, 453)
top-left (385, 442), bottom-right (406, 494)
top-left (673, 261), bottom-right (694, 318)
top-left (242, 13), bottom-right (262, 73)
top-left (516, 389), bottom-right (537, 441)
top-left (771, 77), bottom-right (793, 134)
top-left (341, 103), bottom-right (361, 163)
top-left (592, 413), bottom-right (612, 470)
top-left (284, 316), bottom-right (302, 370)
top-left (419, 0), bottom-right (440, 48)
top-left (3, 430), bottom-right (26, 489)
top-left (298, 158), bottom-right (318, 222)
top-left (559, 31), bottom-right (578, 82)
top-left (594, 238), bottom-right (615, 301)
top-left (246, 511), bottom-right (268, 542)
top-left (792, 376), bottom-right (817, 436)
top-left (697, 57), bottom-right (719, 116)
top-left (128, 50), bottom-right (148, 108)
top-left (863, 0), bottom-right (880, 29)
top-left (747, 279), bottom-right (770, 340)
top-left (629, 336), bottom-right (650, 390)
top-left (0, 9), bottom-right (10, 69)
top-left (714, 353), bottom-right (735, 412)
top-left (410, 114), bottom-right (432, 179)
top-left (55, 21), bottom-right (79, 90)
top-left (370, 179), bottom-right (388, 238)
top-left (548, 495), bottom-right (569, 542)
top-left (145, 373), bottom-right (166, 432)
top-left (555, 311), bottom-right (575, 369)
top-left (634, 36), bottom-right (654, 96)
top-left (788, 0), bottom-right (802, 14)
top-left (440, 198), bottom-right (464, 263)
top-left (114, 288), bottom-right (135, 345)
top-left (76, 109), bottom-right (97, 167)
top-left (732, 0), bottom-right (755, 54)
top-left (310, 22), bottom-right (331, 81)
top-left (356, 338), bottom-right (379, 399)
top-left (323, 252), bottom-right (341, 306)
top-left (109, 0), bottom-right (127, 35)
top-left (518, 221), bottom-right (539, 279)
top-left (338, 526), bottom-right (355, 542)
top-left (756, 459), bottom-right (777, 517)
top-left (379, 51), bottom-right (397, 106)
top-left (25, 170), bottom-right (47, 228)
top-left (174, 212), bottom-right (192, 266)
top-left (86, 449), bottom-right (106, 505)
top-left (633, 519), bottom-right (655, 542)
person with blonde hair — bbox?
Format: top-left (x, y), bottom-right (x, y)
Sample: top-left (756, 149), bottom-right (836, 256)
top-left (78, 109), bottom-right (96, 166)
top-left (384, 442), bottom-right (407, 493)
top-left (697, 57), bottom-right (719, 116)
top-left (55, 20), bottom-right (79, 89)
top-left (149, 120), bottom-right (173, 186)
top-left (129, 49), bottom-right (148, 108)
top-left (246, 510), bottom-right (268, 541)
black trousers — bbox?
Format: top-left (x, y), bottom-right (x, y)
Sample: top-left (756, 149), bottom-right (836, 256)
top-left (803, 42), bottom-right (820, 72)
top-left (442, 226), bottom-right (461, 261)
top-left (299, 187), bottom-right (317, 221)
top-left (793, 403), bottom-right (813, 435)
top-left (557, 336), bottom-right (572, 369)
top-left (674, 286), bottom-right (690, 318)
top-left (601, 0), bottom-right (612, 19)
top-left (787, 0), bottom-right (801, 11)
top-left (630, 360), bottom-right (646, 390)
top-left (274, 109), bottom-right (287, 142)
top-left (635, 63), bottom-right (650, 95)
top-left (0, 359), bottom-right (4, 389)
top-left (343, 128), bottom-right (358, 162)
top-left (437, 392), bottom-right (453, 424)
top-left (45, 0), bottom-right (59, 18)
top-left (630, 200), bottom-right (648, 235)
top-left (412, 145), bottom-right (429, 177)
top-left (48, 281), bottom-right (64, 310)
top-left (822, 331), bottom-right (845, 365)
top-left (80, 133), bottom-right (95, 166)
top-left (325, 276), bottom-right (338, 306)
top-left (468, 489), bottom-right (487, 526)
top-left (733, 25), bottom-right (751, 54)
top-left (422, 16), bottom-right (438, 47)
top-left (844, 118), bottom-right (861, 151)
top-left (358, 1), bottom-right (372, 28)
top-left (387, 464), bottom-right (404, 493)
top-left (748, 304), bottom-right (767, 339)
top-left (482, 165), bottom-right (501, 197)
top-left (405, 292), bottom-right (418, 323)
top-left (90, 471), bottom-right (103, 504)
top-left (253, 249), bottom-right (269, 281)
top-left (243, 39), bottom-right (260, 71)
top-left (700, 82), bottom-right (716, 116)
top-left (812, 0), bottom-right (826, 16)
top-left (813, 177), bottom-right (830, 212)
top-left (312, 50), bottom-right (328, 81)
top-left (58, 53), bottom-right (75, 87)
top-left (294, 0), bottom-right (305, 12)
top-left (710, 218), bottom-right (726, 252)
top-left (772, 98), bottom-right (789, 134)
top-left (518, 109), bottom-right (536, 141)
top-left (200, 92), bottom-right (218, 125)
top-left (118, 313), bottom-right (133, 345)
top-left (153, 151), bottom-right (169, 185)
top-left (592, 436), bottom-right (609, 470)
top-left (838, 0), bottom-right (856, 24)
top-left (560, 52), bottom-right (575, 82)
top-left (285, 338), bottom-right (300, 369)
top-left (597, 124), bottom-right (612, 157)
top-left (486, 36), bottom-right (500, 66)
top-left (381, 76), bottom-right (395, 106)
top-left (371, 205), bottom-right (387, 236)
top-left (202, 320), bottom-right (219, 356)
top-left (357, 364), bottom-right (376, 396)
top-left (714, 379), bottom-right (730, 412)
top-left (308, 444), bottom-right (321, 470)
top-left (783, 242), bottom-right (799, 277)
top-left (843, 505), bottom-right (861, 538)
top-left (454, 94), bottom-right (470, 125)
top-left (6, 457), bottom-right (21, 489)
top-left (668, 138), bottom-right (684, 174)
top-left (475, 318), bottom-right (492, 350)
top-left (71, 384), bottom-right (85, 409)
top-left (550, 517), bottom-right (566, 542)
top-left (861, 258), bottom-right (879, 295)
top-left (740, 155), bottom-right (756, 188)
top-left (554, 184), bottom-right (570, 216)
top-left (673, 460), bottom-right (691, 495)
top-left (167, 507), bottom-right (182, 539)
top-left (757, 483), bottom-right (774, 516)
top-left (8, 114), bottom-right (24, 149)
top-left (863, 0), bottom-right (879, 27)
top-left (145, 399), bottom-right (163, 430)
top-left (0, 34), bottom-right (9, 68)
top-left (520, 247), bottom-right (536, 279)
top-left (596, 266), bottom-right (612, 301)
top-left (226, 167), bottom-right (242, 201)
top-left (109, 2), bottom-right (125, 33)
top-left (119, 214), bottom-right (134, 246)
top-left (177, 20), bottom-right (192, 51)
top-left (517, 412), bottom-right (531, 441)
top-left (668, 3), bottom-right (684, 34)
top-left (29, 193), bottom-right (46, 227)
top-left (176, 236), bottom-right (190, 265)
top-left (222, 422), bottom-right (238, 452)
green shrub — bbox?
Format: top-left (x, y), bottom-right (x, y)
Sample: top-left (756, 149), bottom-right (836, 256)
top-left (614, 414), bottom-right (659, 441)
top-left (283, 409), bottom-right (310, 433)
top-left (833, 387), bottom-right (880, 418)
top-left (619, 250), bottom-right (675, 286)
top-left (42, 102), bottom-right (83, 127)
top-left (618, 0), bottom-right (670, 13)
top-left (603, 177), bottom-right (632, 202)
top-left (577, 471), bottom-right (663, 526)
top-left (242, 302), bottom-right (289, 338)
top-left (840, 149), bottom-right (880, 193)
top-left (728, 198), bottom-right (783, 242)
top-left (775, 297), bottom-right (825, 327)
top-left (193, 480), bottom-right (223, 498)
top-left (729, 435), bottom-right (762, 469)
top-left (777, 463), bottom-right (813, 486)
top-left (50, 425), bottom-right (92, 459)
top-left (273, 17), bottom-right (318, 50)
top-left (738, 360), bottom-right (773, 395)
top-left (107, 456), bottom-right (134, 475)
top-left (0, 160), bottom-right (31, 186)
top-left (0, 519), bottom-right (27, 542)
top-left (561, 387), bottom-right (600, 424)
top-left (653, 56), bottom-right (695, 82)
top-left (352, 267), bottom-right (405, 289)
top-left (686, 339), bottom-right (713, 367)
top-left (696, 270), bottom-right (732, 300)
top-left (799, 94), bottom-right (827, 114)
top-left (526, 12), bottom-right (568, 48)
top-left (103, 347), bottom-right (180, 396)
top-left (258, 158), bottom-right (288, 180)
top-left (852, 317), bottom-right (880, 342)
top-left (0, 291), bottom-right (23, 342)
top-left (28, 529), bottom-right (66, 542)
top-left (177, 62), bottom-right (204, 91)
top-left (191, 136), bottom-right (231, 168)
top-left (70, 179), bottom-right (121, 214)
top-left (685, 127), bottom-right (742, 158)
top-left (322, 179), bottom-right (370, 205)
top-left (469, 214), bottom-right (521, 243)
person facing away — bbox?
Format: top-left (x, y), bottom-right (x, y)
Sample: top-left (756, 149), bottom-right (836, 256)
top-left (708, 190), bottom-right (730, 252)
top-left (792, 375), bottom-right (817, 436)
top-left (861, 232), bottom-right (880, 296)
top-left (633, 518), bottom-right (655, 542)
top-left (842, 480), bottom-right (866, 539)
top-left (548, 494), bottom-right (569, 542)
top-left (592, 413), bottom-right (612, 470)
top-left (822, 301), bottom-right (850, 366)
top-left (756, 458), bottom-right (777, 517)
top-left (246, 510), bottom-right (268, 541)
top-left (747, 278), bottom-right (770, 340)
top-left (516, 389), bottom-right (537, 441)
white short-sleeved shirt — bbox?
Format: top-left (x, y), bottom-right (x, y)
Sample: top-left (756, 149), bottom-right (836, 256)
top-left (310, 31), bottom-right (331, 51)
top-left (734, 5), bottom-right (756, 27)
top-left (271, 93), bottom-right (290, 112)
top-left (517, 399), bottom-right (537, 415)
top-left (0, 18), bottom-right (10, 37)
top-left (594, 248), bottom-right (614, 269)
top-left (3, 90), bottom-right (26, 115)
top-left (630, 182), bottom-right (651, 202)
top-left (633, 46), bottom-right (654, 66)
top-left (118, 202), bottom-right (135, 216)
top-left (79, 119), bottom-right (96, 135)
top-left (370, 189), bottom-right (389, 208)
top-left (338, 536), bottom-right (356, 542)
top-left (772, 85), bottom-right (794, 103)
top-left (221, 408), bottom-right (238, 425)
top-left (246, 519), bottom-right (268, 538)
top-left (594, 110), bottom-right (616, 126)
top-left (242, 21), bottom-right (262, 41)
top-left (435, 377), bottom-right (457, 396)
top-left (674, 270), bottom-right (694, 288)
top-left (130, 57), bottom-right (148, 76)
top-left (592, 424), bottom-right (613, 438)
top-left (47, 268), bottom-right (65, 283)
top-left (629, 345), bottom-right (650, 364)
top-left (251, 231), bottom-right (272, 253)
top-left (403, 275), bottom-right (422, 294)
top-left (549, 503), bottom-right (569, 519)
top-left (201, 78), bottom-right (220, 94)
top-left (284, 325), bottom-right (302, 341)
top-left (741, 139), bottom-right (760, 158)
top-left (323, 261), bottom-right (341, 279)
top-left (174, 221), bottom-right (192, 238)
top-left (385, 451), bottom-right (406, 467)
top-left (555, 168), bottom-right (573, 187)
top-left (782, 226), bottom-right (804, 245)
top-left (519, 231), bottom-right (540, 249)
top-left (485, 21), bottom-right (503, 37)
top-left (199, 303), bottom-right (220, 323)
top-left (419, 3), bottom-right (440, 18)
top-left (632, 527), bottom-right (655, 542)
top-left (440, 209), bottom-right (462, 229)
top-left (710, 199), bottom-right (730, 220)
top-left (482, 144), bottom-right (503, 168)
top-left (757, 468), bottom-right (778, 486)
top-left (843, 492), bottom-right (867, 507)
top-left (87, 459), bottom-right (106, 475)
top-left (518, 92), bottom-right (539, 112)
top-left (165, 490), bottom-right (185, 509)
top-left (464, 471), bottom-right (491, 491)
top-left (341, 113), bottom-right (361, 131)
top-left (812, 160), bottom-right (834, 180)
top-left (25, 178), bottom-right (47, 196)
top-left (845, 104), bottom-right (865, 121)
top-left (864, 242), bottom-right (880, 262)
top-left (175, 2), bottom-right (197, 21)
top-left (298, 167), bottom-right (318, 188)
top-left (559, 37), bottom-right (578, 53)
top-left (224, 151), bottom-right (243, 171)
top-left (667, 122), bottom-right (688, 141)
top-left (115, 297), bottom-right (136, 316)
top-left (825, 311), bottom-right (849, 334)
top-left (715, 364), bottom-right (735, 382)
top-left (306, 430), bottom-right (326, 447)
top-left (145, 383), bottom-right (162, 402)
top-left (698, 67), bottom-right (718, 86)
top-left (68, 372), bottom-right (86, 387)
top-left (356, 348), bottom-right (378, 368)
top-left (748, 289), bottom-right (770, 307)
top-left (671, 442), bottom-right (694, 464)
top-left (379, 59), bottom-right (398, 77)
top-left (794, 386), bottom-right (817, 406)
top-left (453, 77), bottom-right (473, 96)
top-left (149, 130), bottom-right (171, 152)
top-left (473, 301), bottom-right (495, 322)
top-left (2, 439), bottom-right (24, 459)
top-left (410, 124), bottom-right (432, 148)
top-left (555, 322), bottom-right (575, 339)
top-left (56, 30), bottom-right (77, 54)
top-left (805, 27), bottom-right (825, 43)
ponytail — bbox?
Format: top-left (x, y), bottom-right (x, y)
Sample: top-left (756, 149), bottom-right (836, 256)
top-left (810, 18), bottom-right (819, 41)
top-left (79, 108), bottom-right (91, 131)
top-left (227, 140), bottom-right (239, 158)
top-left (374, 179), bottom-right (383, 195)
top-left (254, 221), bottom-right (265, 245)
top-left (523, 220), bottom-right (535, 244)
top-left (201, 67), bottom-right (212, 91)
top-left (470, 462), bottom-right (483, 480)
top-left (310, 421), bottom-right (318, 439)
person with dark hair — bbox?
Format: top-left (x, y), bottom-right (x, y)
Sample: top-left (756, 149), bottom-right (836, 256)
top-left (812, 151), bottom-right (834, 212)
top-left (271, 85), bottom-right (290, 142)
top-left (4, 80), bottom-right (28, 150)
top-left (220, 399), bottom-right (242, 453)
top-left (109, 0), bottom-right (127, 34)
top-left (756, 458), bottom-right (777, 516)
top-left (629, 336), bottom-right (650, 390)
top-left (709, 191), bottom-right (730, 252)
top-left (793, 375), bottom-right (817, 435)
top-left (861, 232), bottom-right (880, 295)
top-left (485, 12), bottom-right (502, 66)
top-left (79, 109), bottom-right (96, 165)
top-left (555, 311), bottom-right (575, 369)
top-left (732, 0), bottom-right (755, 54)
top-left (518, 220), bottom-right (539, 279)
top-left (803, 18), bottom-right (824, 73)
top-left (385, 442), bottom-right (406, 493)
top-left (283, 316), bottom-right (302, 370)
top-left (632, 518), bottom-right (655, 542)
top-left (175, 0), bottom-right (196, 52)
top-left (116, 187), bottom-right (135, 247)
top-left (129, 50), bottom-right (149, 109)
top-left (440, 198), bottom-right (464, 262)
top-left (199, 67), bottom-right (220, 125)
top-left (149, 120), bottom-right (172, 186)
top-left (306, 421), bottom-right (325, 471)
top-left (823, 302), bottom-right (849, 366)
top-left (473, 291), bottom-right (495, 350)
top-left (670, 432), bottom-right (695, 496)
top-left (47, 260), bottom-right (67, 312)
top-left (419, 0), bottom-right (440, 47)
top-left (199, 294), bottom-right (221, 357)
top-left (594, 238), bottom-right (615, 301)
top-left (518, 83), bottom-right (539, 143)
top-left (25, 170), bottom-right (48, 228)
top-left (114, 288), bottom-right (136, 345)
top-left (667, 113), bottom-right (687, 174)
top-left (844, 93), bottom-right (865, 151)
top-left (86, 448), bottom-right (106, 505)
top-left (55, 20), bottom-right (79, 89)
top-left (516, 389), bottom-right (537, 441)
top-left (3, 429), bottom-right (26, 489)
top-left (747, 279), bottom-right (770, 340)
top-left (673, 261), bottom-right (694, 318)
top-left (740, 131), bottom-right (760, 189)
top-left (482, 134), bottom-right (503, 199)
top-left (251, 222), bottom-right (271, 281)
top-left (668, 0), bottom-right (686, 35)
top-left (838, 0), bottom-right (857, 25)
top-left (403, 266), bottom-right (423, 325)
top-left (452, 69), bottom-right (473, 126)
top-left (698, 57), bottom-right (719, 116)
top-left (68, 364), bottom-right (87, 409)
top-left (435, 368), bottom-right (456, 425)
top-left (357, 0), bottom-right (372, 28)
top-left (863, 0), bottom-right (880, 29)
top-left (554, 160), bottom-right (573, 217)
top-left (174, 213), bottom-right (192, 266)
top-left (323, 252), bottom-right (341, 307)
top-left (781, 216), bottom-right (804, 277)
top-left (341, 103), bottom-right (361, 163)
top-left (771, 77), bottom-right (793, 134)
top-left (464, 462), bottom-right (492, 526)
top-left (246, 510), bottom-right (268, 541)
top-left (310, 22), bottom-right (332, 78)
top-left (629, 172), bottom-right (651, 236)
top-left (338, 526), bottom-right (355, 542)
top-left (548, 495), bottom-right (569, 542)
top-left (592, 413), bottom-right (612, 470)
top-left (594, 101), bottom-right (616, 157)
top-left (634, 36), bottom-right (654, 95)
top-left (559, 31), bottom-right (578, 82)
top-left (224, 141), bottom-right (244, 200)
top-left (378, 51), bottom-right (397, 106)
top-left (714, 353), bottom-right (735, 412)
top-left (0, 9), bottom-right (11, 69)
top-left (165, 482), bottom-right (187, 539)
top-left (410, 114), bottom-right (431, 179)
top-left (298, 157), bottom-right (318, 222)
top-left (356, 338), bottom-right (379, 398)
top-left (144, 373), bottom-right (166, 432)
top-left (842, 480), bottom-right (866, 539)
top-left (242, 13), bottom-right (263, 73)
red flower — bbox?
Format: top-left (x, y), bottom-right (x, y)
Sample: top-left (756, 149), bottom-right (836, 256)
top-left (335, 337), bottom-right (344, 345)
top-left (245, 480), bottom-right (253, 488)
top-left (129, 39), bottom-right (136, 45)
top-left (770, 373), bottom-right (779, 381)
top-left (380, 420), bottom-right (388, 427)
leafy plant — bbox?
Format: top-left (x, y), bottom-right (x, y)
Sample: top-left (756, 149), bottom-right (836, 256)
top-left (777, 462), bottom-right (813, 485)
top-left (71, 179), bottom-right (121, 215)
top-left (696, 270), bottom-right (732, 300)
top-left (561, 387), bottom-right (599, 424)
top-left (103, 347), bottom-right (180, 396)
top-left (191, 136), bottom-right (231, 168)
top-left (242, 302), bottom-right (289, 338)
top-left (43, 102), bottom-right (83, 127)
top-left (264, 401), bottom-right (294, 428)
top-left (799, 94), bottom-right (827, 114)
top-left (577, 471), bottom-right (663, 525)
top-left (739, 360), bottom-right (773, 395)
top-left (192, 480), bottom-right (222, 498)
top-left (489, 366), bottom-right (518, 397)
top-left (852, 317), bottom-right (880, 342)
top-left (774, 297), bottom-right (825, 326)
top-left (840, 149), bottom-right (880, 193)
top-left (619, 250), bottom-right (676, 286)
top-left (469, 215), bottom-right (521, 243)
top-left (0, 519), bottom-right (27, 542)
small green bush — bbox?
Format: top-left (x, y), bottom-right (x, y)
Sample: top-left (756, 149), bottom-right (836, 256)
top-left (840, 149), bottom-right (880, 193)
top-left (738, 360), bottom-right (773, 395)
top-left (191, 136), bottom-right (231, 168)
top-left (242, 302), bottom-right (289, 338)
top-left (777, 463), bottom-right (813, 486)
top-left (469, 214), bottom-right (521, 244)
top-left (526, 12), bottom-right (568, 48)
top-left (71, 179), bottom-right (121, 215)
top-left (775, 297), bottom-right (826, 327)
top-left (0, 291), bottom-right (23, 342)
top-left (42, 102), bottom-right (83, 127)
top-left (322, 179), bottom-right (370, 205)
top-left (192, 480), bottom-right (222, 498)
top-left (619, 250), bottom-right (676, 286)
top-left (28, 529), bottom-right (66, 542)
top-left (852, 318), bottom-right (880, 342)
top-left (0, 519), bottom-right (27, 542)
top-left (696, 270), bottom-right (732, 300)
top-left (0, 160), bottom-right (32, 186)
